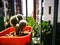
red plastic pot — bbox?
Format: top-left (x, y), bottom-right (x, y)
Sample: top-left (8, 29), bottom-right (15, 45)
top-left (0, 26), bottom-right (32, 45)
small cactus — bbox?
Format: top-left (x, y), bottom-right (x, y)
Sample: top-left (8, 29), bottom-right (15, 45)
top-left (10, 14), bottom-right (28, 36)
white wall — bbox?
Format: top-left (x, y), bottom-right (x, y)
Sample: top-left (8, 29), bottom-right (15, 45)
top-left (42, 0), bottom-right (54, 24)
top-left (58, 0), bottom-right (60, 22)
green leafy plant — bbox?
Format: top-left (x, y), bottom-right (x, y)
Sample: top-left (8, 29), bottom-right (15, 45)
top-left (40, 20), bottom-right (52, 45)
top-left (27, 16), bottom-right (40, 37)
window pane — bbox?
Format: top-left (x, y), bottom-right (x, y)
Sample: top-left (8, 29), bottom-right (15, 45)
top-left (49, 6), bottom-right (51, 14)
top-left (42, 7), bottom-right (43, 15)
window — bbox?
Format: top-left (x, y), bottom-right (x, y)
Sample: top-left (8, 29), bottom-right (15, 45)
top-left (22, 0), bottom-right (33, 16)
top-left (42, 7), bottom-right (43, 15)
top-left (49, 6), bottom-right (51, 14)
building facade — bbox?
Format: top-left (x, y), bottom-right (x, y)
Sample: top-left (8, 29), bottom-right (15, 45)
top-left (39, 0), bottom-right (60, 24)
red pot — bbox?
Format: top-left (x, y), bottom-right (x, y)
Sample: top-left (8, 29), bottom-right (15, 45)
top-left (0, 26), bottom-right (32, 45)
